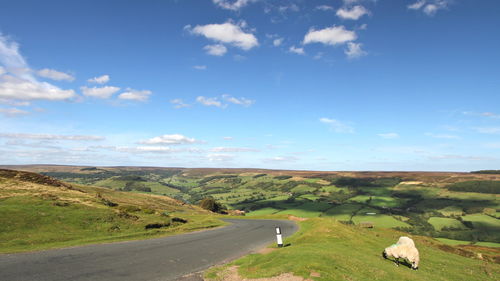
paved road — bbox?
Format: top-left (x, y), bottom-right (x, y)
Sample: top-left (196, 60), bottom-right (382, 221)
top-left (0, 219), bottom-right (297, 281)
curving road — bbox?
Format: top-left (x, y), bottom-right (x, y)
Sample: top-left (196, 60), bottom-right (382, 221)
top-left (0, 219), bottom-right (298, 281)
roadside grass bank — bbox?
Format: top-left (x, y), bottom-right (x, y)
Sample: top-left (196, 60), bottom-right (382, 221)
top-left (205, 217), bottom-right (500, 281)
top-left (0, 170), bottom-right (225, 254)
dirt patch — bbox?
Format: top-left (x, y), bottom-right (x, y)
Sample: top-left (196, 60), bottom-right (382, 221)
top-left (210, 266), bottom-right (311, 281)
top-left (257, 248), bottom-right (277, 255)
top-left (288, 215), bottom-right (307, 222)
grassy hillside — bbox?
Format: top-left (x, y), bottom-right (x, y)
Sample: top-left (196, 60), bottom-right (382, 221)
top-left (206, 218), bottom-right (500, 281)
top-left (2, 165), bottom-right (499, 246)
top-left (0, 169), bottom-right (223, 254)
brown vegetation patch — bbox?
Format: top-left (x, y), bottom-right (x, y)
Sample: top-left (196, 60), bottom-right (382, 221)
top-left (288, 215), bottom-right (307, 222)
top-left (211, 266), bottom-right (311, 281)
top-left (0, 169), bottom-right (72, 189)
top-left (257, 248), bottom-right (277, 255)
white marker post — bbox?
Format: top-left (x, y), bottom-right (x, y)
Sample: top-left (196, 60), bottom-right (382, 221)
top-left (276, 226), bottom-right (283, 247)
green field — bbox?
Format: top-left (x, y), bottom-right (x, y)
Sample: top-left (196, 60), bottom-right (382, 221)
top-left (428, 217), bottom-right (468, 231)
top-left (206, 218), bottom-right (500, 281)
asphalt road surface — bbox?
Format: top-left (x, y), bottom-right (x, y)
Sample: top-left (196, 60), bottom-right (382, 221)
top-left (0, 219), bottom-right (298, 281)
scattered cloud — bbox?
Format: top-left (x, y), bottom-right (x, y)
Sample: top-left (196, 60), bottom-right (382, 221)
top-left (212, 0), bottom-right (256, 11)
top-left (336, 5), bottom-right (369, 20)
top-left (0, 107), bottom-right (29, 117)
top-left (0, 35), bottom-right (77, 102)
top-left (223, 136), bottom-right (234, 140)
top-left (289, 46), bottom-right (305, 55)
top-left (210, 147), bottom-right (259, 152)
top-left (320, 117), bottom-right (354, 133)
top-left (0, 75), bottom-right (76, 101)
top-left (316, 5), bottom-right (334, 11)
top-left (87, 74), bottom-right (110, 84)
top-left (463, 111), bottom-right (500, 119)
top-left (170, 98), bottom-right (190, 109)
top-left (303, 25), bottom-right (357, 46)
top-left (474, 127), bottom-right (500, 134)
top-left (0, 133), bottom-right (104, 141)
top-left (206, 153), bottom-right (234, 162)
top-left (188, 21), bottom-right (258, 51)
top-left (196, 96), bottom-right (225, 108)
top-left (408, 0), bottom-right (450, 16)
top-left (80, 86), bottom-right (120, 99)
top-left (273, 38), bottom-right (283, 47)
top-left (480, 112), bottom-right (500, 119)
top-left (222, 94), bottom-right (254, 106)
top-left (118, 88), bottom-right (152, 102)
top-left (425, 133), bottom-right (460, 139)
top-left (138, 134), bottom-right (202, 145)
top-left (203, 44), bottom-right (228, 56)
top-left (193, 65), bottom-right (207, 70)
top-left (345, 42), bottom-right (367, 58)
top-left (263, 156), bottom-right (298, 163)
top-left (278, 4), bottom-right (299, 13)
top-left (378, 133), bottom-right (399, 139)
top-left (36, 69), bottom-right (75, 82)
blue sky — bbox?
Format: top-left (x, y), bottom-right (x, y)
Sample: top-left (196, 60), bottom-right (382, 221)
top-left (0, 0), bottom-right (499, 171)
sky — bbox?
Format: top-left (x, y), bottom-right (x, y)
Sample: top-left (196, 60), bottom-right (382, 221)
top-left (0, 0), bottom-right (499, 171)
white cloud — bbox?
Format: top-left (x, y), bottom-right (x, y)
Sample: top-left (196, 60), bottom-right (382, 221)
top-left (303, 26), bottom-right (357, 46)
top-left (196, 96), bottom-right (225, 108)
top-left (212, 0), bottom-right (256, 11)
top-left (425, 133), bottom-right (460, 139)
top-left (222, 94), bottom-right (254, 106)
top-left (474, 127), bottom-right (500, 134)
top-left (263, 156), bottom-right (298, 163)
top-left (408, 0), bottom-right (426, 10)
top-left (203, 44), bottom-right (228, 56)
top-left (223, 136), bottom-right (234, 140)
top-left (0, 107), bottom-right (29, 117)
top-left (118, 88), bottom-right (152, 102)
top-left (408, 0), bottom-right (449, 16)
top-left (80, 86), bottom-right (120, 99)
top-left (189, 21), bottom-right (259, 50)
top-left (278, 4), bottom-right (299, 13)
top-left (87, 74), bottom-right (110, 84)
top-left (170, 98), bottom-right (190, 109)
top-left (138, 134), bottom-right (202, 145)
top-left (36, 69), bottom-right (75, 81)
top-left (289, 46), bottom-right (305, 55)
top-left (316, 5), bottom-right (334, 11)
top-left (273, 38), bottom-right (283, 47)
top-left (206, 153), bottom-right (234, 162)
top-left (0, 35), bottom-right (77, 102)
top-left (320, 117), bottom-right (354, 133)
top-left (480, 112), bottom-right (500, 119)
top-left (0, 34), bottom-right (27, 72)
top-left (193, 65), bottom-right (207, 70)
top-left (345, 42), bottom-right (367, 58)
top-left (378, 133), bottom-right (400, 139)
top-left (336, 5), bottom-right (369, 20)
top-left (0, 133), bottom-right (104, 141)
top-left (0, 75), bottom-right (76, 101)
top-left (0, 66), bottom-right (5, 76)
top-left (210, 147), bottom-right (259, 152)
